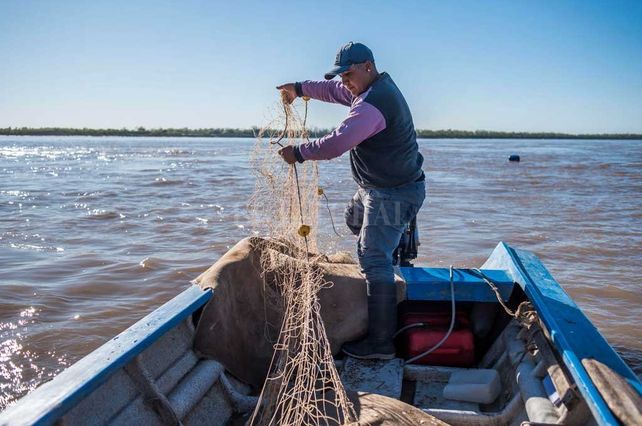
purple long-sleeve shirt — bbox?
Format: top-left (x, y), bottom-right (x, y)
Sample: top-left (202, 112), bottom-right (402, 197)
top-left (296, 80), bottom-right (386, 161)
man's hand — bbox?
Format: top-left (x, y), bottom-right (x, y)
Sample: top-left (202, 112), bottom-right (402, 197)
top-left (278, 145), bottom-right (297, 164)
top-left (276, 83), bottom-right (297, 104)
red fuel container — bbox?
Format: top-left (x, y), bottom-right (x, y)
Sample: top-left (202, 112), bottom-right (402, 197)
top-left (399, 308), bottom-right (475, 367)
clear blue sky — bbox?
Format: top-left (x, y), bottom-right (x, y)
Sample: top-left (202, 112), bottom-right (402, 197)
top-left (1, 0), bottom-right (641, 133)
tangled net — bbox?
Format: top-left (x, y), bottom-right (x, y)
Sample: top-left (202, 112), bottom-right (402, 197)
top-left (248, 95), bottom-right (356, 425)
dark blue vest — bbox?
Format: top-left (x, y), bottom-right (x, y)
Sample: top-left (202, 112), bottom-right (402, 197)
top-left (350, 73), bottom-right (424, 188)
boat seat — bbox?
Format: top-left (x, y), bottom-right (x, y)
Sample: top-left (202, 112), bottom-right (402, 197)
top-left (400, 267), bottom-right (514, 302)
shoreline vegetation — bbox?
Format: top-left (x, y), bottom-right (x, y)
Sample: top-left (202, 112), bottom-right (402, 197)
top-left (1, 127), bottom-right (641, 140)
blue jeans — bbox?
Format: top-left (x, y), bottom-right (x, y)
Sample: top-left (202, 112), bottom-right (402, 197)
top-left (344, 181), bottom-right (426, 292)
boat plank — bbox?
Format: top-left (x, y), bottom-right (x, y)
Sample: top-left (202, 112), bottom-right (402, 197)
top-left (340, 358), bottom-right (404, 399)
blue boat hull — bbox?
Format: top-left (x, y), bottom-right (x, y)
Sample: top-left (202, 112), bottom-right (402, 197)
top-left (1, 242), bottom-right (639, 425)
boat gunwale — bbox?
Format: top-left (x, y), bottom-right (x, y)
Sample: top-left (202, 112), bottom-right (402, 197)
top-left (492, 241), bottom-right (642, 426)
top-left (0, 285), bottom-right (212, 426)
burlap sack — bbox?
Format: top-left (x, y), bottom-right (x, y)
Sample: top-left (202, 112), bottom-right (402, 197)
top-left (192, 237), bottom-right (404, 387)
top-left (350, 392), bottom-right (447, 425)
top-left (229, 392), bottom-right (446, 426)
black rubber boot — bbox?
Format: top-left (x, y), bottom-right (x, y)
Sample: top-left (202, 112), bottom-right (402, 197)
top-left (342, 282), bottom-right (397, 360)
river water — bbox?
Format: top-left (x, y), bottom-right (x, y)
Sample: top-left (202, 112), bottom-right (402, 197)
top-left (1, 136), bottom-right (640, 408)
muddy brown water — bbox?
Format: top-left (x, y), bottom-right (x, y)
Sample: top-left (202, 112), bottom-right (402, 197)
top-left (1, 136), bottom-right (640, 408)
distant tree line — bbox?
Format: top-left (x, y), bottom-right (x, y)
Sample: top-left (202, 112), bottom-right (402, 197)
top-left (0, 127), bottom-right (264, 138)
top-left (415, 129), bottom-right (642, 140)
top-left (0, 126), bottom-right (333, 138)
top-left (0, 127), bottom-right (640, 140)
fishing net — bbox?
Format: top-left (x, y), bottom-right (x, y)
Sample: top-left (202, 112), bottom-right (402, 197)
top-left (247, 94), bottom-right (357, 425)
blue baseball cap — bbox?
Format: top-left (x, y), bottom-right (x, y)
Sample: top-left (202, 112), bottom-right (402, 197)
top-left (324, 42), bottom-right (375, 80)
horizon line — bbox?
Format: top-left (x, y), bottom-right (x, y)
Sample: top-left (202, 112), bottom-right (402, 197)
top-left (1, 126), bottom-right (641, 140)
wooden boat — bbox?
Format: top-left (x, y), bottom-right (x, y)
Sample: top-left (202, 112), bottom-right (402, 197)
top-left (1, 242), bottom-right (640, 425)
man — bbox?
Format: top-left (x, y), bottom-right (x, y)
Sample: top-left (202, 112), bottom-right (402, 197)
top-left (277, 42), bottom-right (425, 360)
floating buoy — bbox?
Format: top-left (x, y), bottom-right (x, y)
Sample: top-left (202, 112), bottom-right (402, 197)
top-left (509, 155), bottom-right (520, 162)
top-left (317, 187), bottom-right (324, 196)
top-left (298, 224), bottom-right (311, 237)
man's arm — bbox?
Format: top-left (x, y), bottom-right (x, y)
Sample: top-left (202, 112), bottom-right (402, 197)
top-left (296, 81), bottom-right (353, 106)
top-left (277, 81), bottom-right (353, 106)
top-left (293, 100), bottom-right (386, 162)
